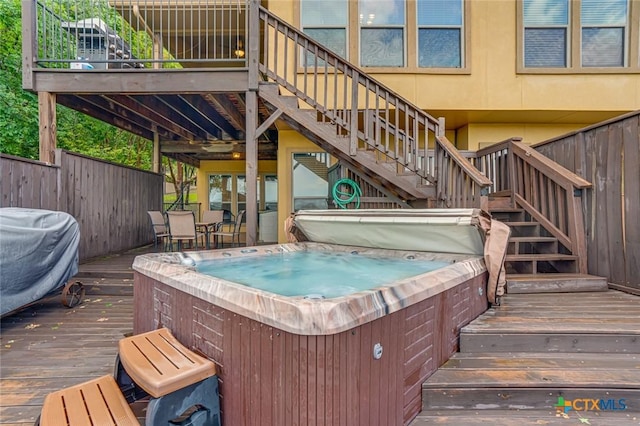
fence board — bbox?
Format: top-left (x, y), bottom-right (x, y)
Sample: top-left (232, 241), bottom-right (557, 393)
top-left (623, 116), bottom-right (640, 289)
top-left (1, 151), bottom-right (162, 261)
top-left (0, 155), bottom-right (59, 210)
top-left (534, 111), bottom-right (640, 290)
top-left (606, 123), bottom-right (625, 285)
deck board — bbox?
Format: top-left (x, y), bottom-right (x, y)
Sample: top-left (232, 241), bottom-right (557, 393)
top-left (0, 247), bottom-right (151, 425)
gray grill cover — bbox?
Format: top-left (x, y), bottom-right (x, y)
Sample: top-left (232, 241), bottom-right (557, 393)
top-left (0, 208), bottom-right (79, 316)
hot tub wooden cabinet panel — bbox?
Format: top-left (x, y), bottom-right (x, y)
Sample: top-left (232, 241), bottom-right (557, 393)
top-left (133, 272), bottom-right (488, 426)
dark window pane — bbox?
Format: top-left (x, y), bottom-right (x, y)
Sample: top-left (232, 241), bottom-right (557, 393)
top-left (361, 28), bottom-right (404, 66)
top-left (524, 28), bottom-right (567, 67)
top-left (582, 27), bottom-right (624, 66)
top-left (418, 28), bottom-right (461, 67)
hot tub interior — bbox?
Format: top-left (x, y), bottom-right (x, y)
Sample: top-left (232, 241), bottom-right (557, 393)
top-left (195, 249), bottom-right (452, 298)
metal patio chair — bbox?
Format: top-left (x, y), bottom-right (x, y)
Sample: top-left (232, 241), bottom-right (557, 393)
top-left (147, 210), bottom-right (170, 251)
top-left (211, 210), bottom-right (245, 248)
top-left (166, 210), bottom-right (206, 251)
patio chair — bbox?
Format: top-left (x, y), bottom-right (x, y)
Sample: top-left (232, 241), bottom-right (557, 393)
top-left (166, 210), bottom-right (206, 251)
top-left (211, 210), bottom-right (245, 248)
top-left (147, 210), bottom-right (170, 251)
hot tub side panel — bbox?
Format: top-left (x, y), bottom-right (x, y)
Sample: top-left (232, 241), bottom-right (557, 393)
top-left (133, 272), bottom-right (488, 425)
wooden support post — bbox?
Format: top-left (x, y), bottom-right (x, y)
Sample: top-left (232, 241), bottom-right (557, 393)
top-left (245, 90), bottom-right (258, 247)
top-left (153, 132), bottom-right (161, 173)
top-left (38, 92), bottom-right (57, 164)
top-left (22, 0), bottom-right (36, 90)
top-left (244, 0), bottom-right (260, 246)
top-left (153, 33), bottom-right (163, 69)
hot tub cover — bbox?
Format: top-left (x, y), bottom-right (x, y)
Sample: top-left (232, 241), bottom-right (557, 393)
top-left (0, 208), bottom-right (80, 316)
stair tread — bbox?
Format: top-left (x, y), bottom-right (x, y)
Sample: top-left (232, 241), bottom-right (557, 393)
top-left (411, 409), bottom-right (639, 425)
top-left (507, 273), bottom-right (606, 281)
top-left (422, 367), bottom-right (640, 388)
top-left (489, 207), bottom-right (524, 213)
top-left (437, 352), bottom-right (640, 370)
top-left (505, 254), bottom-right (578, 261)
top-left (509, 236), bottom-right (557, 242)
top-left (502, 221), bottom-right (540, 226)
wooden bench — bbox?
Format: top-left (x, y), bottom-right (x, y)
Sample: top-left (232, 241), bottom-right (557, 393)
top-left (38, 375), bottom-right (138, 425)
top-left (37, 328), bottom-right (221, 426)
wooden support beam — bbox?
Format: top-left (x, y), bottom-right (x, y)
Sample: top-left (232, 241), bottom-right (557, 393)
top-left (202, 93), bottom-right (246, 132)
top-left (38, 92), bottom-right (56, 164)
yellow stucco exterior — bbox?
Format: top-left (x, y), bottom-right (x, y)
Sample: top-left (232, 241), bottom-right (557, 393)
top-left (198, 0), bottom-right (639, 242)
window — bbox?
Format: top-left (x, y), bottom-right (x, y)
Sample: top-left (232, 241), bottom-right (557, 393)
top-left (359, 0), bottom-right (406, 67)
top-left (581, 0), bottom-right (627, 67)
top-left (521, 0), bottom-right (634, 70)
top-left (300, 0), bottom-right (348, 65)
top-left (209, 174), bottom-right (277, 218)
top-left (208, 174), bottom-right (232, 211)
top-left (523, 0), bottom-right (569, 67)
top-left (292, 153), bottom-right (332, 211)
top-left (298, 0), bottom-right (469, 72)
top-left (417, 0), bottom-right (464, 68)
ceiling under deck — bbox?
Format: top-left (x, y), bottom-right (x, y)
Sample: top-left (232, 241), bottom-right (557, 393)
top-left (57, 91), bottom-right (279, 166)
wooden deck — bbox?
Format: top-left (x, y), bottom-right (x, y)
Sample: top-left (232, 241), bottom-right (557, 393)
top-left (1, 247), bottom-right (639, 425)
top-left (0, 247), bottom-right (152, 426)
top-left (414, 291), bottom-right (640, 425)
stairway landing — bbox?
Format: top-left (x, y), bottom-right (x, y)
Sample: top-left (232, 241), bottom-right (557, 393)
top-left (412, 290), bottom-right (640, 425)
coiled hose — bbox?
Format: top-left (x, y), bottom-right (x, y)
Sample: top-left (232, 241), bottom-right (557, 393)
top-left (332, 178), bottom-right (362, 209)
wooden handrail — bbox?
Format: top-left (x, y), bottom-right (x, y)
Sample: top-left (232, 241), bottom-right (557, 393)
top-left (436, 136), bottom-right (492, 187)
top-left (258, 6), bottom-right (491, 207)
top-left (434, 136), bottom-right (492, 209)
top-left (259, 6), bottom-right (440, 168)
top-left (508, 140), bottom-right (591, 273)
top-left (511, 141), bottom-right (591, 189)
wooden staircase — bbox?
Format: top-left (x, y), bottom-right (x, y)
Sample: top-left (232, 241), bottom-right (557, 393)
top-left (411, 291), bottom-right (640, 425)
top-left (488, 199), bottom-right (608, 294)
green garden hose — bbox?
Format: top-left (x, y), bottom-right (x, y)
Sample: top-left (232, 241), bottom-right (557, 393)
top-left (332, 178), bottom-right (362, 209)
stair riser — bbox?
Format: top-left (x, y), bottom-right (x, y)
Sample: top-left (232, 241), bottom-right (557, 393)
top-left (506, 260), bottom-right (578, 275)
top-left (508, 241), bottom-right (558, 255)
top-left (491, 212), bottom-right (526, 222)
top-left (507, 279), bottom-right (608, 294)
top-left (460, 334), bottom-right (640, 354)
top-left (423, 388), bottom-right (638, 412)
top-left (508, 225), bottom-right (540, 238)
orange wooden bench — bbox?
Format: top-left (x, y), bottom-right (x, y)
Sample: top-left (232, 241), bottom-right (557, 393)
top-left (38, 375), bottom-right (138, 426)
top-left (37, 328), bottom-right (220, 426)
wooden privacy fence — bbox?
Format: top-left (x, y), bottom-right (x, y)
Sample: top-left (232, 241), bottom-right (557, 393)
top-left (1, 151), bottom-right (163, 261)
top-left (534, 111), bottom-right (640, 291)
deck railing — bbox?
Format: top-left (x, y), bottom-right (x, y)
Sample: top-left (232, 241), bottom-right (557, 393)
top-left (27, 0), bottom-right (248, 69)
top-left (258, 7), bottom-right (491, 208)
top-left (476, 138), bottom-right (592, 273)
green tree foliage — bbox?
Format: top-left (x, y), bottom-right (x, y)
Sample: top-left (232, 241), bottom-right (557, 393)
top-left (0, 0), bottom-right (152, 169)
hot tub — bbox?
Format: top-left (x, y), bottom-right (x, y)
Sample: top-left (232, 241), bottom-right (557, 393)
top-left (132, 209), bottom-right (503, 426)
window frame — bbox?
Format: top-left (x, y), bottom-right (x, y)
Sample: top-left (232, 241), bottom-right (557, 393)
top-left (295, 0), bottom-right (471, 74)
top-left (416, 0), bottom-right (466, 69)
top-left (208, 173), bottom-right (278, 217)
top-left (517, 0), bottom-right (640, 74)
